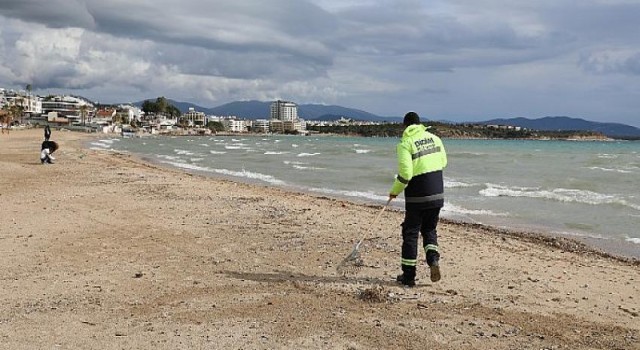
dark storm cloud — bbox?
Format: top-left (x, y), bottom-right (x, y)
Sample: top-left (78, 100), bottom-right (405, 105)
top-left (0, 0), bottom-right (95, 28)
top-left (1, 0), bottom-right (640, 126)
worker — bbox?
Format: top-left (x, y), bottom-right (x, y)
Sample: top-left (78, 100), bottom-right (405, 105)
top-left (389, 111), bottom-right (448, 287)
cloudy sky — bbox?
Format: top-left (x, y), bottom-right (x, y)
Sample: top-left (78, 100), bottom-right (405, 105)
top-left (1, 0), bottom-right (639, 126)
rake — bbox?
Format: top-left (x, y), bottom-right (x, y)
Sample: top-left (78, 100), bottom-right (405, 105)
top-left (336, 198), bottom-right (392, 275)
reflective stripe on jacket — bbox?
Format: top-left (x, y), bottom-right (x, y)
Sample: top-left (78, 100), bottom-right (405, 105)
top-left (389, 124), bottom-right (447, 208)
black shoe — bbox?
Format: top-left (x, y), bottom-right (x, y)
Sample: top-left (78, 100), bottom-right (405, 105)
top-left (396, 274), bottom-right (416, 287)
top-left (429, 263), bottom-right (441, 283)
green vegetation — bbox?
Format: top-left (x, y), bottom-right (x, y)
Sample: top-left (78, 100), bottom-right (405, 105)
top-left (141, 97), bottom-right (181, 118)
top-left (307, 121), bottom-right (608, 140)
top-left (207, 121), bottom-right (225, 132)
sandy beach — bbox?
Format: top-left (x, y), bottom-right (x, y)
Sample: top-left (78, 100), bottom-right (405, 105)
top-left (1, 128), bottom-right (638, 350)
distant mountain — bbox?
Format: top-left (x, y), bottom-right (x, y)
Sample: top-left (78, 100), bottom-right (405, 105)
top-left (478, 116), bottom-right (640, 138)
top-left (208, 100), bottom-right (270, 118)
top-left (134, 99), bottom-right (401, 122)
top-left (132, 99), bottom-right (639, 138)
top-left (209, 100), bottom-right (400, 122)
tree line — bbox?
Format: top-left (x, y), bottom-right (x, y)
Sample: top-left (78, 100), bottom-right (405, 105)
top-left (307, 122), bottom-right (608, 140)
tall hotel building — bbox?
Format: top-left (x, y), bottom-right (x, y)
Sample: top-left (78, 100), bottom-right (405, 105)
top-left (270, 100), bottom-right (298, 121)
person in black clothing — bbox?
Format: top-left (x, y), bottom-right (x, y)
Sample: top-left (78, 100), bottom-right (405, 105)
top-left (44, 125), bottom-right (51, 141)
top-left (41, 140), bottom-right (58, 164)
top-left (389, 112), bottom-right (448, 287)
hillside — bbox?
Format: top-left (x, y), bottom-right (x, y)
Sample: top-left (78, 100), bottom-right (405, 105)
top-left (132, 99), bottom-right (639, 139)
top-left (480, 116), bottom-right (640, 138)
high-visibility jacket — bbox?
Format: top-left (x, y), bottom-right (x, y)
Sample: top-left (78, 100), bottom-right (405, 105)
top-left (389, 124), bottom-right (447, 208)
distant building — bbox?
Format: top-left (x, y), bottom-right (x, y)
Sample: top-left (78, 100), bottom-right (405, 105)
top-left (270, 100), bottom-right (298, 121)
top-left (253, 119), bottom-right (270, 133)
top-left (0, 89), bottom-right (43, 115)
top-left (223, 118), bottom-right (247, 132)
top-left (182, 107), bottom-right (206, 126)
top-left (269, 100), bottom-right (306, 133)
top-left (41, 95), bottom-right (94, 124)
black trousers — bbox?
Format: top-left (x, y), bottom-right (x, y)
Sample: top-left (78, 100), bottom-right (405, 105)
top-left (401, 206), bottom-right (441, 278)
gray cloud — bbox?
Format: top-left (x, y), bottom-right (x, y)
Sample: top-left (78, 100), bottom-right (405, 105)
top-left (1, 0), bottom-right (639, 127)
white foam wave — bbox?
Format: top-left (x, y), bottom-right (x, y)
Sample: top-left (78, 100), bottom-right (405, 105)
top-left (292, 165), bottom-right (326, 170)
top-left (209, 151), bottom-right (227, 154)
top-left (309, 188), bottom-right (388, 202)
top-left (480, 184), bottom-right (640, 211)
top-left (626, 237), bottom-right (640, 244)
top-left (587, 166), bottom-right (633, 174)
top-left (445, 179), bottom-right (475, 188)
top-left (174, 149), bottom-right (195, 156)
top-left (442, 202), bottom-right (509, 217)
top-left (190, 158), bottom-right (203, 162)
top-left (597, 153), bottom-right (619, 159)
top-left (297, 152), bottom-right (320, 157)
top-left (157, 154), bottom-right (182, 161)
top-left (200, 144), bottom-right (209, 147)
top-left (265, 151), bottom-right (289, 155)
top-left (354, 149), bottom-right (371, 154)
top-left (551, 230), bottom-right (606, 240)
top-left (160, 161), bottom-right (284, 185)
top-left (90, 142), bottom-right (113, 149)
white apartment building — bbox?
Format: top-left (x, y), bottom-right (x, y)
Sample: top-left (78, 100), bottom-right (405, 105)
top-left (182, 107), bottom-right (206, 126)
top-left (269, 100), bottom-right (307, 133)
top-left (224, 119), bottom-right (247, 132)
top-left (270, 100), bottom-right (298, 121)
top-left (0, 89), bottom-right (43, 115)
top-left (118, 104), bottom-right (143, 122)
top-left (41, 95), bottom-right (94, 124)
top-left (253, 119), bottom-right (270, 133)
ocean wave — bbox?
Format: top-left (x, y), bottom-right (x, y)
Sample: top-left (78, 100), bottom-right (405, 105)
top-left (551, 230), bottom-right (606, 240)
top-left (209, 151), bottom-right (227, 154)
top-left (264, 151), bottom-right (289, 155)
top-left (174, 149), bottom-right (195, 156)
top-left (626, 237), bottom-right (640, 244)
top-left (597, 153), bottom-right (619, 159)
top-left (354, 149), bottom-right (371, 154)
top-left (283, 161), bottom-right (307, 165)
top-left (587, 166), bottom-right (633, 174)
top-left (480, 184), bottom-right (640, 211)
top-left (156, 154), bottom-right (183, 161)
top-left (292, 165), bottom-right (326, 170)
top-left (442, 202), bottom-right (509, 217)
top-left (90, 142), bottom-right (113, 149)
top-left (297, 152), bottom-right (320, 157)
top-left (159, 161), bottom-right (284, 185)
top-left (445, 179), bottom-right (476, 188)
top-left (309, 188), bottom-right (388, 202)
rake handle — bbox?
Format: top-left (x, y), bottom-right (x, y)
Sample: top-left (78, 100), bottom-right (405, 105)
top-left (357, 197), bottom-right (392, 245)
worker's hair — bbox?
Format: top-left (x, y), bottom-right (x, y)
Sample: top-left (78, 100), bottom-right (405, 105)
top-left (403, 111), bottom-right (420, 126)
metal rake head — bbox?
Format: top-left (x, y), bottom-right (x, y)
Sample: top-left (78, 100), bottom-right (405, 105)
top-left (336, 241), bottom-right (365, 276)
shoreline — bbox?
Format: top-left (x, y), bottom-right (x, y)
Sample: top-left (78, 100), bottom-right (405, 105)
top-left (97, 133), bottom-right (640, 262)
top-left (2, 129), bottom-right (638, 349)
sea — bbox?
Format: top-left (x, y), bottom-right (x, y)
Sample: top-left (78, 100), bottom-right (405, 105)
top-left (88, 135), bottom-right (640, 259)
